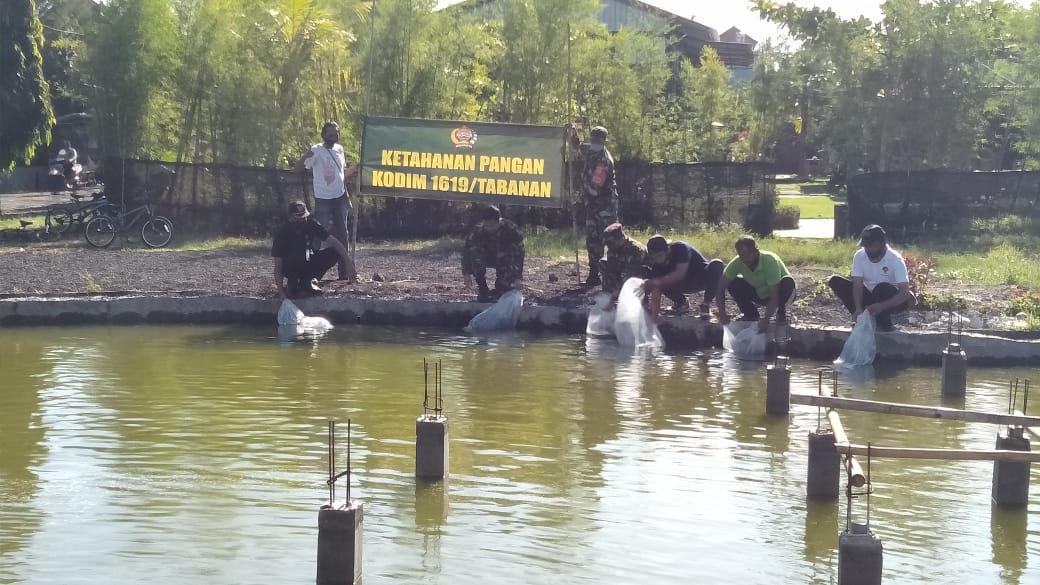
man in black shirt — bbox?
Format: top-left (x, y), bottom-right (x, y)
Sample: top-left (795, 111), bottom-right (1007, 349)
top-left (643, 234), bottom-right (724, 321)
top-left (271, 201), bottom-right (354, 299)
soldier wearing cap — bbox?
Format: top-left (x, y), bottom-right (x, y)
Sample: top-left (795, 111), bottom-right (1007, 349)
top-left (461, 204), bottom-right (525, 302)
top-left (599, 223), bottom-right (649, 301)
top-left (565, 123), bottom-right (618, 287)
top-left (271, 200), bottom-right (355, 299)
top-left (827, 224), bottom-right (913, 332)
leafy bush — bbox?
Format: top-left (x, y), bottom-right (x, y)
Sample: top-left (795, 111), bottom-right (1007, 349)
top-left (774, 205), bottom-right (800, 229)
top-left (1008, 288), bottom-right (1040, 318)
top-left (902, 252), bottom-right (935, 294)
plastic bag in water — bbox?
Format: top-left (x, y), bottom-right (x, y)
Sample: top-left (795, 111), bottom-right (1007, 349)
top-left (835, 311), bottom-right (876, 367)
top-left (722, 320), bottom-right (767, 358)
top-left (614, 278), bottom-right (664, 348)
top-left (586, 291), bottom-right (615, 337)
top-left (277, 299), bottom-right (333, 339)
top-left (465, 290), bottom-right (523, 332)
top-left (278, 299), bottom-right (304, 325)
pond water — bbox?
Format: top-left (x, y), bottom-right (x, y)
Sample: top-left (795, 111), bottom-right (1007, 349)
top-left (1, 325), bottom-right (1038, 585)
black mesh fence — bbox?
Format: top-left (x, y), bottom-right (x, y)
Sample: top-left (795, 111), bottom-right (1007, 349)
top-left (847, 169), bottom-right (1040, 241)
top-left (103, 158), bottom-right (775, 238)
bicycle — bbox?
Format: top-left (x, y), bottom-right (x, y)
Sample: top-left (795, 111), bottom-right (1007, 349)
top-left (0, 219), bottom-right (61, 244)
top-left (84, 199), bottom-right (175, 248)
top-left (45, 190), bottom-right (117, 236)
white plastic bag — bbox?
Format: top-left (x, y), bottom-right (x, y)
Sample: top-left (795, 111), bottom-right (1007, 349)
top-left (465, 290), bottom-right (524, 332)
top-left (277, 299), bottom-right (333, 339)
top-left (835, 311), bottom-right (876, 367)
top-left (722, 320), bottom-right (767, 358)
top-left (586, 291), bottom-right (616, 337)
top-left (614, 278), bottom-right (664, 348)
top-left (278, 299), bottom-right (304, 325)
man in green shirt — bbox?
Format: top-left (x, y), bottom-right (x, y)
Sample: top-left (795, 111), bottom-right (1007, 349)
top-left (716, 235), bottom-right (796, 333)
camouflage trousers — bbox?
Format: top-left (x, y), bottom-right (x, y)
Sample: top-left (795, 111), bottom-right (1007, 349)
top-left (584, 197), bottom-right (618, 265)
top-left (465, 246), bottom-right (523, 291)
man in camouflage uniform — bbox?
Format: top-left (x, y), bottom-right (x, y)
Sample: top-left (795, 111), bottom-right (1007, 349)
top-left (599, 223), bottom-right (648, 301)
top-left (461, 205), bottom-right (525, 302)
top-left (566, 123), bottom-right (618, 287)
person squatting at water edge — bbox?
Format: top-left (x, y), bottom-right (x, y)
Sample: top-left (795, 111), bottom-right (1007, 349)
top-left (716, 235), bottom-right (796, 333)
top-left (827, 224), bottom-right (914, 332)
top-left (271, 201), bottom-right (354, 300)
top-left (295, 120), bottom-right (359, 283)
top-left (643, 234), bottom-right (725, 323)
top-left (461, 205), bottom-right (526, 302)
top-left (599, 223), bottom-right (649, 302)
top-left (565, 123), bottom-right (618, 287)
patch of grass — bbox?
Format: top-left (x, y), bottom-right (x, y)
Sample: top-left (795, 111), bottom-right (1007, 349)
top-left (79, 272), bottom-right (107, 293)
top-left (932, 243), bottom-right (1040, 286)
top-left (0, 215), bottom-right (47, 229)
top-left (777, 195), bottom-right (835, 219)
top-left (162, 236), bottom-right (267, 252)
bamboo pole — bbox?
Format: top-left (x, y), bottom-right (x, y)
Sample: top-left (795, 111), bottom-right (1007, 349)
top-left (840, 444), bottom-right (1040, 463)
top-left (826, 409), bottom-right (866, 488)
top-left (791, 393), bottom-right (1040, 428)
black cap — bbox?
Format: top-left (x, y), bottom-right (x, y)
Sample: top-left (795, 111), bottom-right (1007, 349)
top-left (288, 200), bottom-right (309, 218)
top-left (858, 224), bottom-right (886, 245)
top-left (590, 126), bottom-right (608, 141)
top-left (647, 234), bottom-right (668, 253)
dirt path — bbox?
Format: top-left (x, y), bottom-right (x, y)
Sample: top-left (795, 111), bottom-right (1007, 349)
top-left (0, 241), bottom-right (1020, 331)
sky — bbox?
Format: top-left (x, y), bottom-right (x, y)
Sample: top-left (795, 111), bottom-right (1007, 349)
top-left (436, 1), bottom-right (1034, 44)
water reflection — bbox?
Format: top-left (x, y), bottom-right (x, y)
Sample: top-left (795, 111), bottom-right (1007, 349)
top-left (991, 505), bottom-right (1029, 585)
top-left (0, 339), bottom-right (48, 574)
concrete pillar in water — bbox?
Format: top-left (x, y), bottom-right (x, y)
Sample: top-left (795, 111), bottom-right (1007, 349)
top-left (941, 343), bottom-right (967, 397)
top-left (807, 431), bottom-right (840, 499)
top-left (992, 428), bottom-right (1031, 507)
top-left (838, 522), bottom-right (883, 585)
top-left (317, 501), bottom-right (364, 585)
top-left (416, 415), bottom-right (449, 480)
top-left (766, 356), bottom-right (791, 415)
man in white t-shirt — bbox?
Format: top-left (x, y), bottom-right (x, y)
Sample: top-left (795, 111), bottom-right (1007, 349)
top-left (295, 121), bottom-right (358, 282)
top-left (827, 224), bottom-right (914, 332)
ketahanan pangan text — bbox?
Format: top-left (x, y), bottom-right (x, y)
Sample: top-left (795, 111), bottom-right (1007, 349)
top-left (379, 150), bottom-right (545, 175)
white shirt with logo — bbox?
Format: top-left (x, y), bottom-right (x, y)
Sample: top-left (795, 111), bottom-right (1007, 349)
top-left (851, 247), bottom-right (909, 292)
top-left (304, 143), bottom-right (348, 200)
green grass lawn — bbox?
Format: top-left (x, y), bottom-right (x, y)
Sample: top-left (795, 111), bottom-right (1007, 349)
top-left (778, 195), bottom-right (835, 219)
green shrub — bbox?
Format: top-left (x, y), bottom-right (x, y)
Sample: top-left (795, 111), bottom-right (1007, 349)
top-left (775, 205), bottom-right (800, 230)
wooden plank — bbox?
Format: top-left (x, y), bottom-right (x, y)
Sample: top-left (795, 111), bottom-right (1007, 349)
top-left (841, 444), bottom-right (1040, 463)
top-left (791, 393), bottom-right (1040, 427)
top-left (826, 410), bottom-right (866, 487)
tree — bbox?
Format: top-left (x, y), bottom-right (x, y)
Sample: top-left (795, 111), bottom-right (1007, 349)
top-left (0, 0), bottom-right (55, 172)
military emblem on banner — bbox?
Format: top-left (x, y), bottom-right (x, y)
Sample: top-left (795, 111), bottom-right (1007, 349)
top-left (450, 126), bottom-right (478, 149)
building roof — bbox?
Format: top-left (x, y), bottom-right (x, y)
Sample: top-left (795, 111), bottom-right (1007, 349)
top-left (720, 27), bottom-right (758, 48)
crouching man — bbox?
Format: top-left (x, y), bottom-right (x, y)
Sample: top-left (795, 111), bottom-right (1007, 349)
top-left (598, 223), bottom-right (648, 302)
top-left (272, 201), bottom-right (354, 299)
top-left (827, 224), bottom-right (913, 332)
top-left (462, 205), bottom-right (525, 302)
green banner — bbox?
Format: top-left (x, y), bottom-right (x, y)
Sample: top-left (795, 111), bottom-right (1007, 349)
top-left (360, 117), bottom-right (565, 208)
